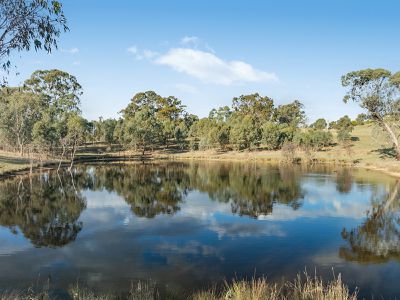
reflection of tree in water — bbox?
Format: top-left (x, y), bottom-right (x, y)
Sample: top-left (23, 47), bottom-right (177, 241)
top-left (185, 163), bottom-right (304, 218)
top-left (89, 164), bottom-right (188, 218)
top-left (84, 162), bottom-right (304, 219)
top-left (336, 168), bottom-right (353, 194)
top-left (0, 171), bottom-right (86, 248)
top-left (340, 181), bottom-right (400, 263)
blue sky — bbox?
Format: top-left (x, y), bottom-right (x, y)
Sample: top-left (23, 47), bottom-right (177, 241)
top-left (7, 0), bottom-right (400, 122)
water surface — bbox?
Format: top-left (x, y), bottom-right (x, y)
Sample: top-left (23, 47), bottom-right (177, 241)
top-left (0, 162), bottom-right (399, 298)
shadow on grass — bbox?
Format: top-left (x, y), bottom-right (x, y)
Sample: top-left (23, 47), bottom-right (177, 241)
top-left (0, 155), bottom-right (30, 165)
top-left (371, 147), bottom-right (396, 159)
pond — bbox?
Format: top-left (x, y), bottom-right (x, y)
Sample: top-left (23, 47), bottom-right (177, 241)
top-left (0, 162), bottom-right (399, 298)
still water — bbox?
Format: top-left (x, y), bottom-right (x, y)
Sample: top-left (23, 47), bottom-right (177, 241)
top-left (0, 162), bottom-right (399, 298)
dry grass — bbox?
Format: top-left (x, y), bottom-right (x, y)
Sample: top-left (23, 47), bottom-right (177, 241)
top-left (0, 273), bottom-right (358, 300)
top-left (1, 125), bottom-right (400, 178)
top-left (167, 124), bottom-right (400, 178)
top-left (192, 273), bottom-right (357, 300)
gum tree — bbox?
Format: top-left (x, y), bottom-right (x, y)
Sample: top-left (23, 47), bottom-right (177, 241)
top-left (0, 0), bottom-right (67, 73)
top-left (342, 69), bottom-right (400, 159)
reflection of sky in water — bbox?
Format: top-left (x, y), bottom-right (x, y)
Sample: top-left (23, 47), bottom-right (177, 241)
top-left (0, 165), bottom-right (398, 298)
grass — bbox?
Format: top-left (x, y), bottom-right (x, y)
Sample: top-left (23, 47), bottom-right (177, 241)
top-left (1, 124), bottom-right (399, 178)
top-left (166, 124), bottom-right (400, 178)
top-left (192, 273), bottom-right (357, 300)
top-left (0, 273), bottom-right (358, 300)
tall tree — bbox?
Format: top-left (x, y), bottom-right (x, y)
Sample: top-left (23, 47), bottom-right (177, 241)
top-left (124, 106), bottom-right (162, 155)
top-left (66, 113), bottom-right (88, 170)
top-left (232, 93), bottom-right (274, 123)
top-left (311, 118), bottom-right (327, 130)
top-left (0, 0), bottom-right (67, 73)
top-left (0, 87), bottom-right (42, 154)
top-left (342, 69), bottom-right (400, 159)
top-left (24, 69), bottom-right (83, 153)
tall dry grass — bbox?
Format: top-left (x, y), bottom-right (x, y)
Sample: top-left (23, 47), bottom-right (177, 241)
top-left (0, 273), bottom-right (358, 300)
top-left (193, 272), bottom-right (357, 300)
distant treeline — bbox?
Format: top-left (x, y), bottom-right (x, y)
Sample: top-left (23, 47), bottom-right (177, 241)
top-left (0, 69), bottom-right (364, 161)
top-left (0, 68), bottom-right (399, 165)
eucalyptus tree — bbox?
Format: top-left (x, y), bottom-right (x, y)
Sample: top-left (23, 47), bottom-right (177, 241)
top-left (0, 87), bottom-right (43, 154)
top-left (342, 69), bottom-right (400, 159)
top-left (66, 113), bottom-right (88, 170)
top-left (229, 93), bottom-right (275, 149)
top-left (311, 118), bottom-right (327, 130)
top-left (335, 115), bottom-right (354, 145)
top-left (122, 91), bottom-right (189, 152)
top-left (273, 100), bottom-right (306, 128)
top-left (24, 69), bottom-right (83, 154)
top-left (123, 105), bottom-right (162, 155)
top-left (0, 0), bottom-right (67, 74)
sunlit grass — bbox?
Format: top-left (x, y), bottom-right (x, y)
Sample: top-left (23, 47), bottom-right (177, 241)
top-left (192, 273), bottom-right (357, 300)
top-left (0, 273), bottom-right (357, 300)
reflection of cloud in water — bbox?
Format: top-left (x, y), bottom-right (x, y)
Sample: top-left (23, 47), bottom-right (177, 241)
top-left (157, 240), bottom-right (222, 258)
top-left (312, 252), bottom-right (345, 266)
top-left (0, 228), bottom-right (32, 256)
top-left (258, 183), bottom-right (376, 221)
top-left (210, 220), bottom-right (285, 239)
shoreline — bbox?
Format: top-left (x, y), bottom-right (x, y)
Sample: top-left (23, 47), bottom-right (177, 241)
top-left (0, 150), bottom-right (399, 180)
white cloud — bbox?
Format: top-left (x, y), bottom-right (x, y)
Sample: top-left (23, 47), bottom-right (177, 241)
top-left (62, 47), bottom-right (79, 54)
top-left (180, 36), bottom-right (215, 53)
top-left (155, 48), bottom-right (278, 85)
top-left (142, 49), bottom-right (158, 59)
top-left (181, 36), bottom-right (201, 46)
top-left (127, 46), bottom-right (158, 60)
top-left (73, 60), bottom-right (81, 65)
top-left (127, 46), bottom-right (138, 54)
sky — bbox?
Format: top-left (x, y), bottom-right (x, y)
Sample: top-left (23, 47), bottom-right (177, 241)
top-left (7, 0), bottom-right (400, 123)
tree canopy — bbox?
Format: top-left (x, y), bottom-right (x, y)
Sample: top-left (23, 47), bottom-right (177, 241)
top-left (0, 0), bottom-right (68, 74)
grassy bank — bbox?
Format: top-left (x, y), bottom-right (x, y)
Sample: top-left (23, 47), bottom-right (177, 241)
top-left (1, 124), bottom-right (399, 179)
top-left (164, 124), bottom-right (400, 178)
top-left (0, 273), bottom-right (357, 300)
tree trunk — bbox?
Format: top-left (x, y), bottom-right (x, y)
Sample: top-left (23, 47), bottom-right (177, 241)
top-left (382, 121), bottom-right (400, 160)
top-left (58, 145), bottom-right (66, 172)
top-left (68, 142), bottom-right (77, 172)
top-left (17, 135), bottom-right (23, 156)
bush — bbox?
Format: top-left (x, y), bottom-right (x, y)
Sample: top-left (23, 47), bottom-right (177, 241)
top-left (294, 130), bottom-right (333, 150)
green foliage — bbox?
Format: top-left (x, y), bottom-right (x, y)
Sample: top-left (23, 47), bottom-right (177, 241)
top-left (229, 113), bottom-right (261, 150)
top-left (336, 115), bottom-right (353, 132)
top-left (262, 122), bottom-right (296, 150)
top-left (0, 88), bottom-right (42, 153)
top-left (123, 106), bottom-right (162, 154)
top-left (273, 100), bottom-right (306, 127)
top-left (0, 0), bottom-right (68, 73)
top-left (121, 91), bottom-right (189, 151)
top-left (355, 113), bottom-right (368, 125)
top-left (311, 118), bottom-right (327, 130)
top-left (293, 130), bottom-right (333, 150)
top-left (342, 68), bottom-right (400, 158)
top-left (232, 93), bottom-right (274, 123)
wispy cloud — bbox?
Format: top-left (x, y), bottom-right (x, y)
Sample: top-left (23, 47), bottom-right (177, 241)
top-left (127, 46), bottom-right (138, 54)
top-left (127, 45), bottom-right (158, 60)
top-left (73, 60), bottom-right (81, 65)
top-left (181, 36), bottom-right (200, 46)
top-left (180, 35), bottom-right (214, 53)
top-left (61, 47), bottom-right (79, 54)
top-left (156, 48), bottom-right (278, 85)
